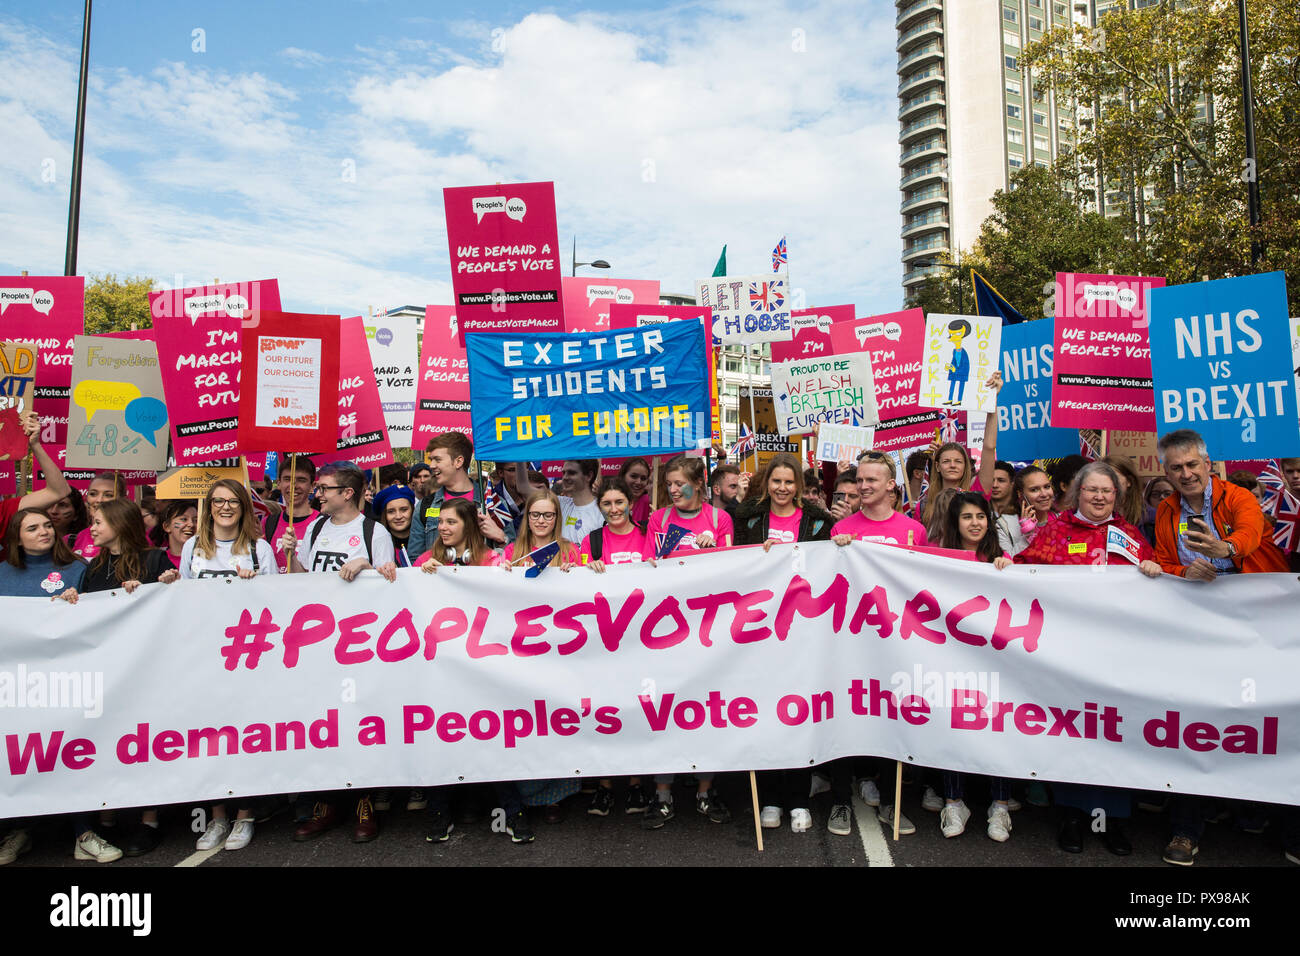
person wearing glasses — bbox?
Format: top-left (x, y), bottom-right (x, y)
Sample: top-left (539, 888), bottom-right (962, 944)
top-left (276, 461), bottom-right (396, 844)
top-left (501, 489), bottom-right (580, 568)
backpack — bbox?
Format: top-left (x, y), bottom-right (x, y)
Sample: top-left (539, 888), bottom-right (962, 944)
top-left (308, 516), bottom-right (379, 564)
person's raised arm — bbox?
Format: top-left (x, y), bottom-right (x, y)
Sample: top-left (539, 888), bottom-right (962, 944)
top-left (17, 412), bottom-right (70, 509)
top-left (976, 371), bottom-right (1003, 493)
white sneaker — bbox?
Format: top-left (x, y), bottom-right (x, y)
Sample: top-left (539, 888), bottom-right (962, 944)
top-left (790, 808), bottom-right (812, 832)
top-left (987, 803), bottom-right (1012, 842)
top-left (857, 778), bottom-right (881, 807)
top-left (940, 800), bottom-right (971, 838)
top-left (74, 830), bottom-right (122, 863)
top-left (0, 828), bottom-right (32, 865)
top-left (876, 804), bottom-right (916, 835)
top-left (922, 786), bottom-right (944, 813)
top-left (196, 817), bottom-right (232, 850)
top-left (809, 771), bottom-right (831, 797)
top-left (760, 805), bottom-right (782, 829)
top-left (224, 819), bottom-right (255, 851)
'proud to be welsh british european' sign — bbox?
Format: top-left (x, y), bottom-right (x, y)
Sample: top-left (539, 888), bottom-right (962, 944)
top-left (1148, 271), bottom-right (1299, 458)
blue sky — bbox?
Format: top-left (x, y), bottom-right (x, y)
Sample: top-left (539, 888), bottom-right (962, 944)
top-left (0, 0), bottom-right (903, 318)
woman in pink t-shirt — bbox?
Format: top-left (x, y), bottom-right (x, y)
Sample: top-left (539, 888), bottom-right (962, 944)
top-left (641, 456), bottom-right (734, 561)
top-left (415, 498), bottom-right (499, 569)
top-left (618, 457), bottom-right (653, 529)
top-left (70, 472), bottom-right (126, 560)
top-left (150, 499), bottom-right (197, 569)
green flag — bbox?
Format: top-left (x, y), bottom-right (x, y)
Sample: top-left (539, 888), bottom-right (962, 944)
top-left (711, 245), bottom-right (727, 277)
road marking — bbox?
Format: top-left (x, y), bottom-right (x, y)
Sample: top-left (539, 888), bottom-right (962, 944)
top-left (174, 846), bottom-right (222, 868)
top-left (853, 792), bottom-right (894, 867)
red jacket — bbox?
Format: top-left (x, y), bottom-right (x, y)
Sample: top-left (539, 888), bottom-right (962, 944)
top-left (1154, 475), bottom-right (1288, 576)
top-left (1013, 510), bottom-right (1154, 567)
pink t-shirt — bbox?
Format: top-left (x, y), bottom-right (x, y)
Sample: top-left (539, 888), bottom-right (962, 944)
top-left (642, 505), bottom-right (735, 560)
top-left (165, 549), bottom-right (183, 569)
top-left (831, 510), bottom-right (929, 547)
top-left (631, 495), bottom-right (651, 527)
top-left (578, 526), bottom-right (647, 566)
top-left (766, 509), bottom-right (802, 544)
top-left (72, 527), bottom-right (98, 560)
top-left (266, 510), bottom-right (323, 573)
top-left (413, 547), bottom-right (499, 567)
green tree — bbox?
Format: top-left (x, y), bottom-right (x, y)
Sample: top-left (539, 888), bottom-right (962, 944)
top-left (1023, 0), bottom-right (1299, 302)
top-left (83, 274), bottom-right (152, 333)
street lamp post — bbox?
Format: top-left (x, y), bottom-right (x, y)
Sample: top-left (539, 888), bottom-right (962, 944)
top-left (1238, 0), bottom-right (1262, 267)
top-left (571, 236), bottom-right (611, 277)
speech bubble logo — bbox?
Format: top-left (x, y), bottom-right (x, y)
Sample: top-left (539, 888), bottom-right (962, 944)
top-left (505, 197), bottom-right (526, 222)
top-left (586, 284), bottom-right (617, 307)
top-left (31, 290), bottom-right (53, 315)
top-left (223, 293), bottom-right (249, 317)
top-left (0, 288), bottom-right (34, 314)
top-left (854, 322), bottom-right (885, 346)
top-left (472, 196), bottom-right (507, 224)
top-left (1115, 288), bottom-right (1138, 310)
top-left (184, 293), bottom-right (227, 325)
top-left (124, 396), bottom-right (169, 446)
top-left (883, 321), bottom-right (902, 341)
top-left (376, 327), bottom-right (393, 347)
top-left (615, 288), bottom-right (634, 304)
top-left (73, 380), bottom-right (142, 421)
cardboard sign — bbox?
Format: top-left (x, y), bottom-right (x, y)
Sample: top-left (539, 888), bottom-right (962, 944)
top-left (444, 181), bottom-right (565, 341)
top-left (366, 313), bottom-right (418, 449)
top-left (310, 316), bottom-right (393, 469)
top-left (829, 308), bottom-right (964, 452)
top-left (155, 459), bottom-right (250, 500)
top-left (816, 424), bottom-right (876, 463)
top-left (770, 305), bottom-right (855, 364)
top-left (151, 278), bottom-right (281, 465)
top-left (1050, 272), bottom-right (1165, 431)
top-left (695, 274), bottom-right (793, 345)
top-left (0, 340), bottom-right (39, 417)
top-left (562, 278), bottom-right (660, 333)
top-left (1107, 429), bottom-right (1164, 485)
top-left (237, 310), bottom-right (340, 453)
top-left (66, 335), bottom-right (170, 470)
top-left (1149, 272), bottom-right (1299, 458)
top-left (0, 275), bottom-right (85, 448)
top-left (919, 313), bottom-right (1001, 414)
top-left (736, 385), bottom-right (800, 469)
top-left (413, 305), bottom-right (471, 446)
top-left (772, 352), bottom-right (879, 435)
top-left (997, 318), bottom-right (1078, 461)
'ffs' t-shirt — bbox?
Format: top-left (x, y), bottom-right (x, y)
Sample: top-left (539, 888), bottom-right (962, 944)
top-left (830, 510), bottom-right (929, 547)
top-left (180, 537), bottom-right (278, 579)
top-left (296, 514), bottom-right (395, 573)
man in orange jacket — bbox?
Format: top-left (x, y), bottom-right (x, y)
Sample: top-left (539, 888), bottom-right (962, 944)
top-left (1153, 429), bottom-right (1287, 580)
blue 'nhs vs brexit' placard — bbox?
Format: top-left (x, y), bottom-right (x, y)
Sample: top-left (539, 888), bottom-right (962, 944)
top-left (466, 321), bottom-right (712, 461)
top-left (1148, 271), bottom-right (1298, 458)
top-left (997, 318), bottom-right (1078, 461)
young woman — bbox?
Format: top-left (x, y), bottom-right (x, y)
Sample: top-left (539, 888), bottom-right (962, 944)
top-left (1139, 476), bottom-right (1177, 545)
top-left (48, 489), bottom-right (89, 545)
top-left (1103, 454), bottom-right (1143, 527)
top-left (916, 443), bottom-right (972, 528)
top-left (641, 456), bottom-right (734, 561)
top-left (987, 461), bottom-right (1028, 555)
top-left (923, 486), bottom-right (960, 546)
top-left (414, 497), bottom-right (498, 569)
top-left (71, 472), bottom-right (126, 559)
top-left (150, 499), bottom-right (198, 569)
top-left (578, 479), bottom-right (648, 816)
top-left (935, 491), bottom-right (1015, 841)
top-left (182, 480), bottom-right (276, 851)
top-left (373, 485), bottom-right (416, 565)
top-left (501, 490), bottom-right (579, 568)
top-left (0, 508), bottom-right (87, 597)
top-left (57, 497), bottom-right (177, 859)
top-left (1014, 465), bottom-right (1057, 544)
top-left (617, 457), bottom-right (653, 527)
top-left (733, 454), bottom-right (839, 834)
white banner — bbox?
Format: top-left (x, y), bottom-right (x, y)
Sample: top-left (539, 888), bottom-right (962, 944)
top-left (2, 543), bottom-right (1297, 817)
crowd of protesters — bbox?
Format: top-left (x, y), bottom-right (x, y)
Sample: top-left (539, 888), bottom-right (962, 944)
top-left (0, 401), bottom-right (1296, 868)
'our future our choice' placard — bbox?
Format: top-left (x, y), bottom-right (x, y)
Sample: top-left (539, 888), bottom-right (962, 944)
top-left (1148, 271), bottom-right (1299, 458)
top-left (466, 322), bottom-right (711, 462)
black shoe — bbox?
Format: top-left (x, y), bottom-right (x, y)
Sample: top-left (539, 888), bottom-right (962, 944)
top-left (587, 786), bottom-right (615, 817)
top-left (123, 823), bottom-right (163, 857)
top-left (505, 810), bottom-right (534, 844)
top-left (624, 785), bottom-right (649, 815)
top-left (1057, 814), bottom-right (1084, 854)
top-left (425, 810), bottom-right (454, 843)
top-left (1101, 821), bottom-right (1132, 856)
top-left (696, 789), bottom-right (732, 824)
top-left (642, 796), bottom-right (674, 830)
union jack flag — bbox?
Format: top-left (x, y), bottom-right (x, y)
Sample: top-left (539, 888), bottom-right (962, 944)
top-left (772, 236), bottom-right (788, 272)
top-left (729, 424), bottom-right (756, 463)
top-left (749, 280), bottom-right (784, 312)
top-left (1271, 489), bottom-right (1300, 553)
top-left (248, 485), bottom-right (273, 527)
top-left (938, 408), bottom-right (960, 444)
top-left (1258, 459), bottom-right (1286, 512)
top-left (482, 481), bottom-right (513, 529)
top-left (1079, 431), bottom-right (1100, 461)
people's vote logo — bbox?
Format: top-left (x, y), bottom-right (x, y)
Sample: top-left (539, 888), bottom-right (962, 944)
top-left (40, 572), bottom-right (64, 593)
top-left (349, 535), bottom-right (361, 547)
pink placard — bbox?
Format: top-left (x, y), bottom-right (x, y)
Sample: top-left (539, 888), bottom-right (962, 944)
top-left (562, 278), bottom-right (661, 333)
top-left (608, 304), bottom-right (710, 331)
top-left (150, 279), bottom-right (280, 465)
top-left (443, 182), bottom-right (564, 342)
top-left (770, 305), bottom-right (855, 364)
top-left (1051, 272), bottom-right (1165, 431)
top-left (309, 316), bottom-right (394, 470)
top-left (413, 305), bottom-right (472, 447)
top-left (0, 275), bottom-right (85, 448)
top-left (828, 308), bottom-right (964, 452)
